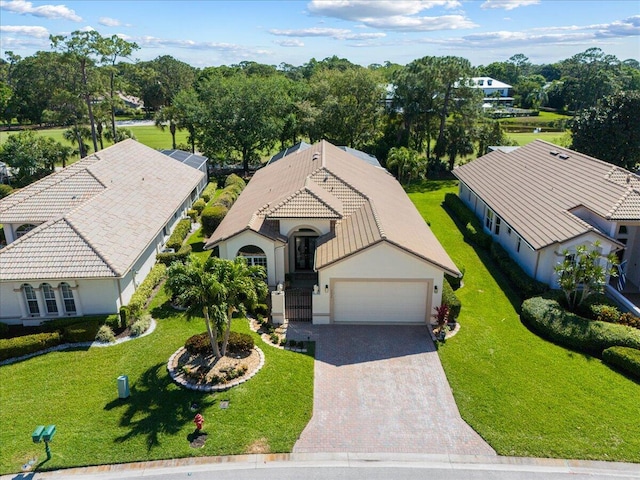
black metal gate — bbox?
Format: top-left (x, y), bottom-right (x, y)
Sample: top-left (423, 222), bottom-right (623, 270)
top-left (285, 288), bottom-right (312, 322)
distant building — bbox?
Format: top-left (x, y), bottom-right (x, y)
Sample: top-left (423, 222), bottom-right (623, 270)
top-left (470, 77), bottom-right (514, 108)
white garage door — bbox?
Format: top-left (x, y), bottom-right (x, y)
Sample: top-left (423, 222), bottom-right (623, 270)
top-left (332, 280), bottom-right (429, 324)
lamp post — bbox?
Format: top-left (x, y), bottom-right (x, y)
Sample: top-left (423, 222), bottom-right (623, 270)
top-left (32, 424), bottom-right (56, 461)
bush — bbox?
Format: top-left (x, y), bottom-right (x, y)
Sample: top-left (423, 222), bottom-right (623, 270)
top-left (224, 173), bottom-right (246, 189)
top-left (269, 332), bottom-right (279, 344)
top-left (186, 209), bottom-right (198, 221)
top-left (127, 263), bottom-right (167, 319)
top-left (213, 191), bottom-right (236, 208)
top-left (0, 184), bottom-right (13, 199)
top-left (445, 265), bottom-right (464, 290)
top-left (192, 198), bottom-right (206, 214)
top-left (165, 219), bottom-right (192, 251)
top-left (490, 242), bottom-right (548, 298)
top-left (223, 183), bottom-right (243, 198)
top-left (185, 332), bottom-right (213, 355)
top-left (602, 346), bottom-right (640, 380)
top-left (442, 279), bottom-right (461, 320)
top-left (105, 314), bottom-right (122, 331)
top-left (619, 313), bottom-right (640, 330)
top-left (63, 318), bottom-right (103, 343)
top-left (253, 303), bottom-right (270, 316)
top-left (156, 243), bottom-right (192, 265)
top-left (226, 331), bottom-right (254, 353)
top-left (201, 205), bottom-right (229, 236)
top-left (95, 325), bottom-right (116, 343)
top-left (521, 297), bottom-right (640, 356)
top-left (119, 306), bottom-right (129, 329)
top-left (130, 314), bottom-right (152, 336)
top-left (201, 181), bottom-right (218, 203)
top-left (0, 332), bottom-right (62, 361)
top-left (590, 304), bottom-right (622, 324)
top-left (443, 193), bottom-right (492, 249)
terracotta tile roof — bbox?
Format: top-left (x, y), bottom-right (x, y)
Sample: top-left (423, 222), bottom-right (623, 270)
top-left (453, 140), bottom-right (639, 250)
top-left (208, 141), bottom-right (459, 275)
top-left (0, 140), bottom-right (204, 280)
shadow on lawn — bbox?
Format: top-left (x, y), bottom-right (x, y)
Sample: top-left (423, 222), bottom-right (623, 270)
top-left (405, 179), bottom-right (458, 194)
top-left (104, 362), bottom-right (214, 451)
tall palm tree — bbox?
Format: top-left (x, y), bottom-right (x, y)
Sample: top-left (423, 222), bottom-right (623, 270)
top-left (63, 125), bottom-right (91, 159)
top-left (154, 105), bottom-right (179, 149)
top-left (165, 257), bottom-right (267, 360)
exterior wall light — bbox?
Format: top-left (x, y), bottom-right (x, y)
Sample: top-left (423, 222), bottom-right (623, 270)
top-left (325, 284), bottom-right (329, 293)
top-left (434, 285), bottom-right (438, 293)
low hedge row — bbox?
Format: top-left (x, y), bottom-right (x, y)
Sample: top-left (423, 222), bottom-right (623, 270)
top-left (156, 244), bottom-right (192, 266)
top-left (602, 346), bottom-right (640, 380)
top-left (61, 318), bottom-right (104, 343)
top-left (201, 205), bottom-right (229, 236)
top-left (442, 279), bottom-right (461, 320)
top-left (490, 242), bottom-right (548, 298)
top-left (521, 297), bottom-right (640, 357)
top-left (165, 219), bottom-right (192, 251)
top-left (0, 332), bottom-right (62, 361)
top-left (201, 181), bottom-right (218, 203)
top-left (185, 331), bottom-right (254, 356)
top-left (124, 263), bottom-right (167, 320)
top-left (443, 193), bottom-right (491, 249)
top-left (225, 173), bottom-right (246, 189)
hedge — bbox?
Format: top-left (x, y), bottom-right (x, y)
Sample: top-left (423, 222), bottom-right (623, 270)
top-left (192, 198), bottom-right (206, 214)
top-left (156, 243), bottom-right (192, 266)
top-left (602, 346), bottom-right (640, 380)
top-left (442, 279), bottom-right (461, 320)
top-left (127, 263), bottom-right (167, 319)
top-left (490, 242), bottom-right (548, 298)
top-left (226, 331), bottom-right (254, 353)
top-left (224, 173), bottom-right (246, 189)
top-left (521, 297), bottom-right (640, 356)
top-left (201, 205), bottom-right (229, 236)
top-left (0, 332), bottom-right (62, 361)
top-left (443, 193), bottom-right (491, 249)
top-left (165, 219), bottom-right (192, 251)
top-left (201, 181), bottom-right (218, 203)
top-left (0, 184), bottom-right (13, 199)
top-left (213, 191), bottom-right (236, 208)
top-left (62, 318), bottom-right (104, 343)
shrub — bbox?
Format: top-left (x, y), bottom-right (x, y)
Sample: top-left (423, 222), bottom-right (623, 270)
top-left (165, 219), bottom-right (192, 251)
top-left (201, 205), bottom-right (229, 236)
top-left (226, 331), bottom-right (254, 353)
top-left (521, 297), bottom-right (640, 356)
top-left (201, 181), bottom-right (218, 203)
top-left (602, 346), bottom-right (640, 380)
top-left (213, 192), bottom-right (236, 208)
top-left (619, 313), bottom-right (640, 330)
top-left (119, 306), bottom-right (129, 328)
top-left (591, 304), bottom-right (622, 324)
top-left (269, 332), bottom-right (279, 344)
top-left (63, 318), bottom-right (103, 343)
top-left (443, 193), bottom-right (492, 250)
top-left (223, 183), bottom-right (243, 198)
top-left (224, 173), bottom-right (246, 189)
top-left (185, 332), bottom-right (212, 355)
top-left (0, 332), bottom-right (62, 361)
top-left (192, 198), bottom-right (206, 214)
top-left (186, 209), bottom-right (198, 221)
top-left (442, 279), bottom-right (461, 320)
top-left (130, 314), bottom-right (152, 336)
top-left (279, 337), bottom-right (287, 346)
top-left (95, 325), bottom-right (116, 343)
top-left (156, 243), bottom-right (192, 265)
top-left (253, 303), bottom-right (269, 316)
top-left (445, 266), bottom-right (464, 290)
top-left (105, 314), bottom-right (122, 331)
top-left (0, 184), bottom-right (13, 199)
top-left (490, 242), bottom-right (548, 298)
top-left (127, 263), bottom-right (167, 320)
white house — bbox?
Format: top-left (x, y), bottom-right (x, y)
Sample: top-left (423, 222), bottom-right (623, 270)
top-left (0, 140), bottom-right (205, 325)
top-left (470, 77), bottom-right (514, 107)
top-left (453, 140), bottom-right (638, 299)
top-left (206, 140), bottom-right (459, 325)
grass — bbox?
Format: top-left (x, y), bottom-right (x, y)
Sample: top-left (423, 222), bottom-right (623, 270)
top-left (0, 286), bottom-right (313, 474)
top-left (506, 131), bottom-right (571, 146)
top-left (408, 180), bottom-right (640, 463)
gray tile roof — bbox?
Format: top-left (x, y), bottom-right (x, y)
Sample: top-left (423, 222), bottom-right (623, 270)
top-left (0, 140), bottom-right (204, 280)
top-left (453, 140), bottom-right (640, 250)
top-left (208, 141), bottom-right (459, 276)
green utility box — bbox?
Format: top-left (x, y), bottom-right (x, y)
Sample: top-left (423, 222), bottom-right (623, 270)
top-left (42, 425), bottom-right (56, 442)
top-left (32, 425), bottom-right (44, 443)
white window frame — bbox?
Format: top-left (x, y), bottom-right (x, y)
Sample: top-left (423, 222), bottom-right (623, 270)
top-left (240, 254), bottom-right (267, 276)
top-left (22, 284), bottom-right (40, 316)
top-left (485, 209), bottom-right (494, 231)
top-left (41, 283), bottom-right (59, 315)
top-left (60, 282), bottom-right (77, 314)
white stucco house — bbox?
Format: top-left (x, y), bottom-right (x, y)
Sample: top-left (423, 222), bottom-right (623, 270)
top-left (0, 140), bottom-right (205, 325)
top-left (470, 77), bottom-right (514, 107)
top-left (206, 140), bottom-right (460, 325)
top-left (453, 140), bottom-right (638, 300)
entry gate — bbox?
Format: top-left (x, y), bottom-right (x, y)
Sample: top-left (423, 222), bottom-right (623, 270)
top-left (285, 288), bottom-right (312, 322)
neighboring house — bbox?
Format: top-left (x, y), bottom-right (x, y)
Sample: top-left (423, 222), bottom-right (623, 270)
top-left (117, 92), bottom-right (144, 110)
top-left (268, 142), bottom-right (382, 169)
top-left (160, 149), bottom-right (209, 182)
top-left (0, 161), bottom-right (9, 184)
top-left (0, 140), bottom-right (205, 325)
top-left (470, 77), bottom-right (514, 107)
top-left (453, 140), bottom-right (637, 295)
top-left (206, 140), bottom-right (459, 325)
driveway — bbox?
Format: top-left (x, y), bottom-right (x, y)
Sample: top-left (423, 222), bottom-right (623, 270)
top-left (293, 325), bottom-right (496, 455)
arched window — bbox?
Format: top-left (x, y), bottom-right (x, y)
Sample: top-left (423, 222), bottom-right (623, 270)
top-left (22, 284), bottom-right (39, 316)
top-left (237, 245), bottom-right (267, 276)
top-left (16, 224), bottom-right (37, 238)
top-left (60, 282), bottom-right (76, 314)
top-left (41, 283), bottom-right (58, 315)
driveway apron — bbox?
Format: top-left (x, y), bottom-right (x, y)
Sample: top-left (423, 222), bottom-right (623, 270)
top-left (293, 325), bottom-right (496, 455)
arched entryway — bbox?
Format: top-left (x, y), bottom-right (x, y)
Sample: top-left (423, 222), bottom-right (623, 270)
top-left (236, 245), bottom-right (267, 276)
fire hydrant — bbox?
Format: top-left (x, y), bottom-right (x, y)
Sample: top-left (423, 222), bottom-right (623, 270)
top-left (193, 413), bottom-right (204, 432)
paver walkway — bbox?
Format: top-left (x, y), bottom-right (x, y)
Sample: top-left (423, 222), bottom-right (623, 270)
top-left (293, 325), bottom-right (496, 455)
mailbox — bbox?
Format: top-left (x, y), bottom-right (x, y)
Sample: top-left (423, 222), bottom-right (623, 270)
top-left (42, 425), bottom-right (56, 442)
top-left (32, 425), bottom-right (45, 443)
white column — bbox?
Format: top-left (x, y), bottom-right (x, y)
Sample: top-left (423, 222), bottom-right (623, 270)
top-left (33, 286), bottom-right (46, 318)
top-left (13, 285), bottom-right (28, 318)
top-left (53, 287), bottom-right (65, 317)
top-left (271, 286), bottom-right (286, 325)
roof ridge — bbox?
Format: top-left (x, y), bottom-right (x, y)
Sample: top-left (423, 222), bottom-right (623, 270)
top-left (64, 217), bottom-right (119, 277)
top-left (366, 200), bottom-right (386, 239)
top-left (607, 188), bottom-right (633, 218)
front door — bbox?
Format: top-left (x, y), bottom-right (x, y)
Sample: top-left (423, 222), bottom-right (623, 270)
top-left (295, 236), bottom-right (317, 271)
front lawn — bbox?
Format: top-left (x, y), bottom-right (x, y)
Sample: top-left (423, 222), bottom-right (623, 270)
top-left (0, 287), bottom-right (313, 474)
top-left (409, 180), bottom-right (640, 463)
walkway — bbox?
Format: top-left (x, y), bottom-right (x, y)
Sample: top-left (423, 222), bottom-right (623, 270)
top-left (293, 325), bottom-right (495, 455)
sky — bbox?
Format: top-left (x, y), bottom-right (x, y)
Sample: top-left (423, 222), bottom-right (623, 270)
top-left (0, 0), bottom-right (638, 68)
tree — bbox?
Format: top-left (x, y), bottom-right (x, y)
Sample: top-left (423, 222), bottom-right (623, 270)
top-left (475, 120), bottom-right (512, 156)
top-left (444, 118), bottom-right (475, 170)
top-left (165, 257), bottom-right (267, 360)
top-left (386, 147), bottom-right (425, 184)
top-left (64, 125), bottom-right (91, 159)
top-left (570, 91), bottom-right (640, 171)
top-left (155, 105), bottom-right (180, 149)
top-left (554, 242), bottom-right (618, 311)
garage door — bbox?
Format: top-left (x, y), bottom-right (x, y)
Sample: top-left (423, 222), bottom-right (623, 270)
top-left (332, 280), bottom-right (429, 324)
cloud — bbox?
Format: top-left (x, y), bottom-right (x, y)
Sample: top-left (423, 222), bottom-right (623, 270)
top-left (135, 35), bottom-right (271, 57)
top-left (481, 0), bottom-right (540, 10)
top-left (363, 14), bottom-right (475, 31)
top-left (0, 24), bottom-right (49, 38)
top-left (0, 0), bottom-right (81, 21)
top-left (270, 27), bottom-right (386, 40)
top-left (99, 17), bottom-right (120, 27)
top-left (275, 39), bottom-right (305, 47)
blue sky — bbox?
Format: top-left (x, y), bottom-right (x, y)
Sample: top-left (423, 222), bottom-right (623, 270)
top-left (1, 0), bottom-right (638, 67)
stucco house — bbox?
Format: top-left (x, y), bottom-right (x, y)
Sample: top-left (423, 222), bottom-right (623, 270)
top-left (470, 77), bottom-right (514, 107)
top-left (0, 140), bottom-right (205, 325)
top-left (206, 140), bottom-right (459, 325)
top-left (453, 140), bottom-right (638, 302)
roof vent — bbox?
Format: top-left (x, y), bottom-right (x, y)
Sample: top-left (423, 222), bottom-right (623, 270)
top-left (558, 154), bottom-right (569, 160)
top-left (312, 152), bottom-right (320, 161)
top-left (550, 151), bottom-right (559, 156)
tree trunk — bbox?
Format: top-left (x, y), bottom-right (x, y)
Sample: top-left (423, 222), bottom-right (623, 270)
top-left (170, 123), bottom-right (176, 150)
top-left (81, 59), bottom-right (99, 153)
top-left (203, 307), bottom-right (221, 359)
top-left (110, 71), bottom-right (117, 143)
top-left (220, 307), bottom-right (234, 357)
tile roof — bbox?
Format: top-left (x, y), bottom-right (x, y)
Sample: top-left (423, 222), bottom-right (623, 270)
top-left (453, 140), bottom-right (640, 250)
top-left (0, 140), bottom-right (204, 280)
top-left (208, 140), bottom-right (459, 275)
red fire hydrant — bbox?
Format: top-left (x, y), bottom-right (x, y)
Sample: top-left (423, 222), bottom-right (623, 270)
top-left (193, 413), bottom-right (204, 432)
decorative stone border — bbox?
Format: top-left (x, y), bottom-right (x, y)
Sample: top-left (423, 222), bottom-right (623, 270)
top-left (167, 346), bottom-right (265, 392)
top-left (0, 319), bottom-right (157, 366)
top-left (248, 317), bottom-right (286, 349)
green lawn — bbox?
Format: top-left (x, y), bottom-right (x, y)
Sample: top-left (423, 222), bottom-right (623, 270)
top-left (0, 287), bottom-right (313, 474)
top-left (507, 131), bottom-right (571, 146)
top-left (408, 181), bottom-right (640, 463)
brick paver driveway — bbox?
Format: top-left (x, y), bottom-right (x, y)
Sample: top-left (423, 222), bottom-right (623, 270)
top-left (293, 325), bottom-right (496, 455)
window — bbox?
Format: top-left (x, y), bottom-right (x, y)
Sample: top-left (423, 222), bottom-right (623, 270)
top-left (22, 284), bottom-right (39, 316)
top-left (516, 237), bottom-right (521, 253)
top-left (494, 217), bottom-right (501, 235)
top-left (237, 245), bottom-right (267, 277)
top-left (485, 209), bottom-right (494, 231)
top-left (618, 225), bottom-right (628, 235)
top-left (41, 283), bottom-right (58, 315)
top-left (16, 224), bottom-right (36, 238)
top-left (60, 282), bottom-right (76, 314)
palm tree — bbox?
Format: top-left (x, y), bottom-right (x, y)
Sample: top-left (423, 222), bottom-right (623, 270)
top-left (165, 257), bottom-right (267, 360)
top-left (154, 105), bottom-right (179, 149)
top-left (63, 125), bottom-right (91, 159)
top-left (387, 146), bottom-right (424, 184)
